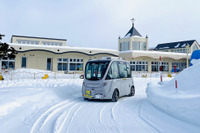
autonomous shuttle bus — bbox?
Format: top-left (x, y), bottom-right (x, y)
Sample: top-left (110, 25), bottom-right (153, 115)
top-left (82, 57), bottom-right (135, 102)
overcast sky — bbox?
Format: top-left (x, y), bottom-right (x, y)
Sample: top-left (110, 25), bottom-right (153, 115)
top-left (1, 0), bottom-right (200, 50)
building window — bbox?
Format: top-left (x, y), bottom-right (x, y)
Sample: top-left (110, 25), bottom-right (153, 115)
top-left (132, 41), bottom-right (146, 50)
top-left (132, 41), bottom-right (140, 50)
top-left (140, 42), bottom-right (146, 50)
top-left (171, 49), bottom-right (187, 53)
top-left (69, 58), bottom-right (83, 71)
top-left (57, 58), bottom-right (68, 71)
top-left (21, 57), bottom-right (27, 68)
top-left (162, 50), bottom-right (168, 52)
top-left (1, 58), bottom-right (15, 70)
top-left (17, 40), bottom-right (39, 45)
top-left (172, 62), bottom-right (186, 72)
top-left (130, 61), bottom-right (148, 72)
top-left (192, 44), bottom-right (199, 52)
top-left (42, 41), bottom-right (63, 46)
top-left (151, 61), bottom-right (169, 72)
top-left (120, 42), bottom-right (129, 51)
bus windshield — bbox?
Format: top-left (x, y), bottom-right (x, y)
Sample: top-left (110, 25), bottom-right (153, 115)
top-left (85, 61), bottom-right (110, 80)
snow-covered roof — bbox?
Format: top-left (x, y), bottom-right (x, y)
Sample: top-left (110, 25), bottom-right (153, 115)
top-left (11, 35), bottom-right (67, 41)
top-left (9, 43), bottom-right (119, 56)
top-left (155, 40), bottom-right (197, 50)
top-left (9, 43), bottom-right (117, 52)
top-left (120, 50), bottom-right (191, 60)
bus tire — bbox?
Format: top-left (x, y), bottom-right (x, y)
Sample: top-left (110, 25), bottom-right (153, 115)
top-left (129, 86), bottom-right (135, 96)
top-left (83, 98), bottom-right (88, 100)
top-left (112, 89), bottom-right (119, 102)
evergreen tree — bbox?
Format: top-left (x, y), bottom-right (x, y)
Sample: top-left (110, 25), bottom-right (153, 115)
top-left (0, 34), bottom-right (17, 60)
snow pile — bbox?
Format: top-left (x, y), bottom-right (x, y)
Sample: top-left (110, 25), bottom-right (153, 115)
top-left (0, 78), bottom-right (83, 133)
top-left (146, 62), bottom-right (200, 126)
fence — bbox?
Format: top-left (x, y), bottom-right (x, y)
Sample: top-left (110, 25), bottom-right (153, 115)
top-left (0, 71), bottom-right (178, 80)
top-left (0, 71), bottom-right (82, 80)
top-left (132, 72), bottom-right (177, 78)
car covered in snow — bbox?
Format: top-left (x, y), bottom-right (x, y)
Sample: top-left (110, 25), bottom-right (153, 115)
top-left (82, 57), bottom-right (135, 102)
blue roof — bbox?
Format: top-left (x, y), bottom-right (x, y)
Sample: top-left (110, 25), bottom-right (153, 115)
top-left (155, 40), bottom-right (197, 50)
top-left (124, 23), bottom-right (142, 37)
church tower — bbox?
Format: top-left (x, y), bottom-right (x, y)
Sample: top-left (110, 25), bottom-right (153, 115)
top-left (118, 18), bottom-right (148, 51)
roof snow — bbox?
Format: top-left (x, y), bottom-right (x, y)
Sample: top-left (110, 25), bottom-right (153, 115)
top-left (8, 43), bottom-right (118, 52)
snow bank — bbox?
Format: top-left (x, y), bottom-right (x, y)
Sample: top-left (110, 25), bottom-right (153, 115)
top-left (146, 62), bottom-right (200, 126)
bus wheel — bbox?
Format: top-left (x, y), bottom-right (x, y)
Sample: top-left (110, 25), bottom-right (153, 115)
top-left (83, 98), bottom-right (88, 100)
top-left (112, 89), bottom-right (119, 102)
top-left (129, 86), bottom-right (135, 96)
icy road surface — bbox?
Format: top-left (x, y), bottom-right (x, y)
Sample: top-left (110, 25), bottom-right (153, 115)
top-left (0, 78), bottom-right (199, 133)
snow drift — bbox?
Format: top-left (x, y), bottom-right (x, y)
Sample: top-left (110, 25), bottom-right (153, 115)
top-left (146, 60), bottom-right (200, 126)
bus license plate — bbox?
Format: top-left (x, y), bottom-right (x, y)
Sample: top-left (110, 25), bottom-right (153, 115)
top-left (86, 90), bottom-right (91, 94)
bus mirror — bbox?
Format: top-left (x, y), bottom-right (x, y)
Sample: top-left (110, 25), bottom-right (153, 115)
top-left (79, 74), bottom-right (84, 79)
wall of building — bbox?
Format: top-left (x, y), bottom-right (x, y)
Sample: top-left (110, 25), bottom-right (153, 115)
top-left (14, 51), bottom-right (118, 74)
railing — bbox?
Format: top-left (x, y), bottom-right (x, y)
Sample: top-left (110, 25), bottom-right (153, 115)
top-left (132, 72), bottom-right (178, 78)
top-left (0, 71), bottom-right (81, 80)
top-left (0, 70), bottom-right (178, 80)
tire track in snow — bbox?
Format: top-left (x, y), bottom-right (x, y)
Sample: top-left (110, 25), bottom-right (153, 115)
top-left (99, 104), bottom-right (108, 124)
top-left (99, 103), bottom-right (120, 133)
top-left (53, 103), bottom-right (80, 133)
top-left (138, 100), bottom-right (161, 133)
top-left (30, 98), bottom-right (77, 133)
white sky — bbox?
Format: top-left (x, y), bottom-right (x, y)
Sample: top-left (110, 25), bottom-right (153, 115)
top-left (1, 0), bottom-right (200, 50)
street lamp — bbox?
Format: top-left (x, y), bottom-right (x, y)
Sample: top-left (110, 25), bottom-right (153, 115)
top-left (185, 44), bottom-right (190, 68)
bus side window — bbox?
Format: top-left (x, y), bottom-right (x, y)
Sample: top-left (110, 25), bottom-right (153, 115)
top-left (119, 62), bottom-right (128, 78)
top-left (106, 62), bottom-right (119, 80)
top-left (106, 67), bottom-right (112, 79)
top-left (126, 62), bottom-right (131, 78)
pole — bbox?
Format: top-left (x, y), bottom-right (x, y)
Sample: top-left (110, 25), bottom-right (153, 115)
top-left (11, 72), bottom-right (13, 80)
top-left (175, 65), bottom-right (176, 73)
top-left (160, 56), bottom-right (162, 82)
top-left (175, 80), bottom-right (177, 88)
top-left (175, 80), bottom-right (178, 92)
top-left (186, 44), bottom-right (190, 68)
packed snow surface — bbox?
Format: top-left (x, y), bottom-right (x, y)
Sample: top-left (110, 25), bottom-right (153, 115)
top-left (0, 69), bottom-right (200, 133)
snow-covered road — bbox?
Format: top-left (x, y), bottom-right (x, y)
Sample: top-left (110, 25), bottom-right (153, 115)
top-left (0, 78), bottom-right (199, 133)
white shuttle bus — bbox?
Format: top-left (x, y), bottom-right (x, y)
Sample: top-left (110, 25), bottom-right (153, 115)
top-left (82, 57), bottom-right (135, 102)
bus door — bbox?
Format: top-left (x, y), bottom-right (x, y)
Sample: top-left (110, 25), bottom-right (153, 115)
top-left (119, 62), bottom-right (130, 96)
top-left (105, 62), bottom-right (121, 95)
